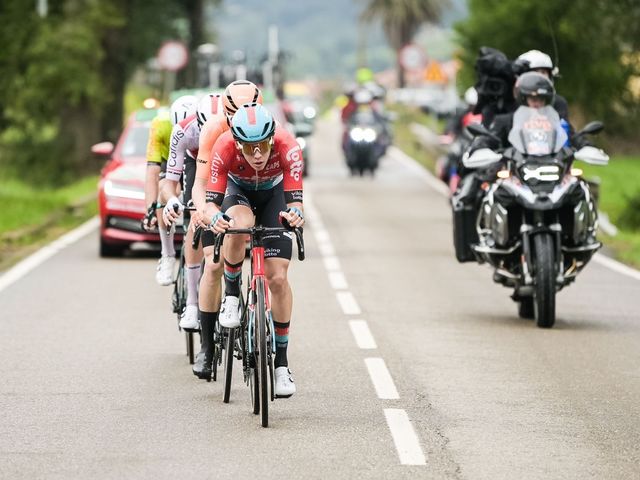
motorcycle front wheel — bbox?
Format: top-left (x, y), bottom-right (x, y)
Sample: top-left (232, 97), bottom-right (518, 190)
top-left (533, 233), bottom-right (556, 328)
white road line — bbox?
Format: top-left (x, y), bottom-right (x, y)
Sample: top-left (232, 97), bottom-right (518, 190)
top-left (336, 291), bottom-right (361, 315)
top-left (384, 409), bottom-right (427, 466)
top-left (318, 241), bottom-right (336, 257)
top-left (365, 358), bottom-right (399, 399)
top-left (323, 255), bottom-right (341, 272)
top-left (0, 217), bottom-right (99, 294)
top-left (328, 271), bottom-right (348, 290)
top-left (348, 320), bottom-right (377, 349)
top-left (594, 253), bottom-right (640, 282)
top-left (313, 228), bottom-right (331, 244)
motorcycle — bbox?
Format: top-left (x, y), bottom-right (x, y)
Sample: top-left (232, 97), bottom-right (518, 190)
top-left (454, 106), bottom-right (609, 328)
top-left (344, 108), bottom-right (386, 176)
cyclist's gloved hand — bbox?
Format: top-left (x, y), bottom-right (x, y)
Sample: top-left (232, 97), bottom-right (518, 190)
top-left (280, 206), bottom-right (304, 229)
top-left (209, 211), bottom-right (232, 234)
top-left (141, 202), bottom-right (158, 231)
top-left (163, 196), bottom-right (183, 225)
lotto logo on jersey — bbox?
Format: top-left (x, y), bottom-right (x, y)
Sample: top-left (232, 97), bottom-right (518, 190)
top-left (285, 146), bottom-right (303, 181)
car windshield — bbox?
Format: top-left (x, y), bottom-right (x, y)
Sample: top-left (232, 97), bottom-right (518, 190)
top-left (120, 124), bottom-right (150, 160)
top-left (507, 106), bottom-right (567, 155)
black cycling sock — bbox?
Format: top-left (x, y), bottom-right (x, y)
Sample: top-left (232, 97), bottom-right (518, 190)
top-left (274, 320), bottom-right (289, 368)
top-left (199, 310), bottom-right (218, 354)
top-left (224, 259), bottom-right (243, 297)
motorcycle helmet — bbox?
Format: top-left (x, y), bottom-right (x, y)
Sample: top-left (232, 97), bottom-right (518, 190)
top-left (516, 50), bottom-right (557, 78)
top-left (463, 87), bottom-right (478, 107)
top-left (514, 72), bottom-right (555, 106)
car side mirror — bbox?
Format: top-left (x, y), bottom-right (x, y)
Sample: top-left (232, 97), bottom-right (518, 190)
top-left (91, 141), bottom-right (114, 158)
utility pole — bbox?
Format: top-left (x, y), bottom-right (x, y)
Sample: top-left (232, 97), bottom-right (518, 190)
top-left (36, 0), bottom-right (47, 17)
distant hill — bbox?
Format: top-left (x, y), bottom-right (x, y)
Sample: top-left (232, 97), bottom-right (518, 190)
top-left (207, 0), bottom-right (467, 80)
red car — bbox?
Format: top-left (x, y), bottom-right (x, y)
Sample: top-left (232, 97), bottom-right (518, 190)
top-left (93, 108), bottom-right (181, 257)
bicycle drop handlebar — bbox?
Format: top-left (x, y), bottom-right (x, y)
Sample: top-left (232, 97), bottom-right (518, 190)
top-left (213, 225), bottom-right (305, 264)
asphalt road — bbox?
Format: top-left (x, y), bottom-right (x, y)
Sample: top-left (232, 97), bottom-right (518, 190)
top-left (1, 114), bottom-right (639, 479)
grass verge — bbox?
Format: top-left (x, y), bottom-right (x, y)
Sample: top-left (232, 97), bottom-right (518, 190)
top-left (0, 176), bottom-right (99, 271)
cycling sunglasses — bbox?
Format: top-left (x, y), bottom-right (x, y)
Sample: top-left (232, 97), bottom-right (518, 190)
top-left (237, 138), bottom-right (273, 156)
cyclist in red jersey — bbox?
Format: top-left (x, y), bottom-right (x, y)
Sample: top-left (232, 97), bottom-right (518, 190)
top-left (189, 81), bottom-right (264, 381)
top-left (207, 103), bottom-right (304, 398)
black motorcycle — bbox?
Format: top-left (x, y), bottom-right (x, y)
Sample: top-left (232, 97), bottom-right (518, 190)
top-left (454, 106), bottom-right (609, 328)
top-left (344, 109), bottom-right (386, 176)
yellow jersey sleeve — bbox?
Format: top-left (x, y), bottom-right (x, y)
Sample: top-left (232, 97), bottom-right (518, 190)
top-left (146, 112), bottom-right (172, 165)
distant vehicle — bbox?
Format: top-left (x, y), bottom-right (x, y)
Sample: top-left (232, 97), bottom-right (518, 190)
top-left (93, 108), bottom-right (181, 257)
top-left (264, 101), bottom-right (313, 177)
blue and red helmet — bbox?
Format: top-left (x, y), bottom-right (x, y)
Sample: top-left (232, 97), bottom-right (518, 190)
top-left (230, 103), bottom-right (276, 143)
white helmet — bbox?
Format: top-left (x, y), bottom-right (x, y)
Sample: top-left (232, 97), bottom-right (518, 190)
top-left (170, 95), bottom-right (197, 125)
top-left (517, 50), bottom-right (553, 71)
top-left (353, 88), bottom-right (373, 104)
top-left (463, 87), bottom-right (478, 106)
top-left (196, 93), bottom-right (223, 126)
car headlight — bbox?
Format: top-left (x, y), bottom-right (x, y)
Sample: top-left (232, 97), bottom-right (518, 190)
top-left (296, 137), bottom-right (306, 150)
top-left (104, 180), bottom-right (145, 200)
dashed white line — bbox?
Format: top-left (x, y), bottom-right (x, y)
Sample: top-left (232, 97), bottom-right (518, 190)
top-left (313, 228), bottom-right (331, 244)
top-left (384, 409), bottom-right (427, 465)
top-left (318, 241), bottom-right (336, 257)
top-left (365, 357), bottom-right (399, 399)
top-left (323, 255), bottom-right (341, 272)
top-left (328, 271), bottom-right (349, 290)
top-left (336, 291), bottom-right (361, 315)
top-left (349, 320), bottom-right (377, 349)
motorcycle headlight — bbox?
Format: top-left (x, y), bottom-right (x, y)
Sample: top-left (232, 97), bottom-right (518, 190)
top-left (104, 180), bottom-right (144, 200)
top-left (296, 137), bottom-right (306, 150)
top-left (350, 127), bottom-right (365, 142)
top-left (362, 128), bottom-right (377, 142)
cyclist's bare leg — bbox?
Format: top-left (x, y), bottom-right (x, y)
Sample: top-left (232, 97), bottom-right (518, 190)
top-left (200, 246), bottom-right (223, 311)
top-left (223, 205), bottom-right (254, 265)
top-left (265, 258), bottom-right (293, 326)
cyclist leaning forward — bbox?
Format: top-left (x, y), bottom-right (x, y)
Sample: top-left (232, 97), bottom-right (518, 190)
top-left (206, 103), bottom-right (304, 398)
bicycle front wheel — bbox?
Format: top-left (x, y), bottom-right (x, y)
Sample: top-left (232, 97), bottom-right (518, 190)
top-left (256, 278), bottom-right (270, 427)
top-left (222, 327), bottom-right (235, 403)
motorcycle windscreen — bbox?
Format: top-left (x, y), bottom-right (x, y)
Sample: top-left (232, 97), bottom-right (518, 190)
top-left (507, 106), bottom-right (568, 155)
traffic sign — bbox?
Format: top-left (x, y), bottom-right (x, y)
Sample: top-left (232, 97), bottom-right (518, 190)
top-left (399, 43), bottom-right (426, 71)
top-left (424, 61), bottom-right (447, 83)
top-left (158, 41), bottom-right (189, 72)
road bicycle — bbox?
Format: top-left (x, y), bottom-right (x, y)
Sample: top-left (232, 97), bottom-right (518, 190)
top-left (213, 221), bottom-right (304, 427)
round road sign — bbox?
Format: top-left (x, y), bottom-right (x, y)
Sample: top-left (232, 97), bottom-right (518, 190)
top-left (158, 41), bottom-right (189, 72)
top-left (399, 43), bottom-right (426, 71)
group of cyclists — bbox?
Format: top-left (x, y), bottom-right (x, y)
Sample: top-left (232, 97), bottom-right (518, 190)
top-left (142, 80), bottom-right (305, 398)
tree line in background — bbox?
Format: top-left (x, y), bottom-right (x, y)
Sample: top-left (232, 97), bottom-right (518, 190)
top-left (0, 0), bottom-right (212, 185)
top-left (455, 0), bottom-right (640, 138)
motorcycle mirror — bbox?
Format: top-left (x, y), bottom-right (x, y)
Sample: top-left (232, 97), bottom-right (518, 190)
top-left (577, 121), bottom-right (604, 136)
top-left (462, 148), bottom-right (503, 169)
top-left (466, 123), bottom-right (502, 143)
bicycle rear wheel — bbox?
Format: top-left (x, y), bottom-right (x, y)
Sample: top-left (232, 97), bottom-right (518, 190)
top-left (256, 278), bottom-right (269, 427)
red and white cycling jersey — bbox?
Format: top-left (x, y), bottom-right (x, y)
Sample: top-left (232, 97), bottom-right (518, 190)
top-left (206, 126), bottom-right (304, 205)
top-left (166, 115), bottom-right (200, 182)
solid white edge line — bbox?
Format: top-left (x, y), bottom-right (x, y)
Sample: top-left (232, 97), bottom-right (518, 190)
top-left (593, 253), bottom-right (640, 282)
top-left (390, 144), bottom-right (640, 282)
top-left (0, 217), bottom-right (99, 294)
top-left (348, 320), bottom-right (377, 349)
top-left (384, 409), bottom-right (427, 466)
top-left (365, 357), bottom-right (399, 400)
top-left (336, 291), bottom-right (361, 315)
top-left (328, 271), bottom-right (349, 290)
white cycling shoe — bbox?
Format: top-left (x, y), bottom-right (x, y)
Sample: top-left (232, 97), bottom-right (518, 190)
top-left (155, 256), bottom-right (175, 286)
top-left (179, 304), bottom-right (200, 331)
top-left (274, 367), bottom-right (296, 398)
top-left (219, 296), bottom-right (241, 328)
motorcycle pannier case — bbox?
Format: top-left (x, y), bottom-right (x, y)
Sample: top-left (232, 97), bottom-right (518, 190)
top-left (452, 200), bottom-right (478, 263)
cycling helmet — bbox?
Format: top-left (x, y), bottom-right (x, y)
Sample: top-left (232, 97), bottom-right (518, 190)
top-left (515, 72), bottom-right (555, 106)
top-left (463, 86), bottom-right (478, 107)
top-left (170, 95), bottom-right (197, 125)
top-left (196, 93), bottom-right (223, 126)
top-left (230, 104), bottom-right (276, 143)
top-left (222, 80), bottom-right (263, 117)
top-left (516, 50), bottom-right (554, 75)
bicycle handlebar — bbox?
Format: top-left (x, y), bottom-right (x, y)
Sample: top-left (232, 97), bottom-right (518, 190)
top-left (213, 226), bottom-right (305, 263)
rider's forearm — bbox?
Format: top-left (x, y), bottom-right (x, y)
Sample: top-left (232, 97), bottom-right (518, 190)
top-left (160, 179), bottom-right (180, 205)
top-left (144, 164), bottom-right (161, 207)
top-left (191, 178), bottom-right (207, 213)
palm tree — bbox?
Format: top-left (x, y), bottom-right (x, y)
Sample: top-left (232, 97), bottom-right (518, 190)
top-left (360, 0), bottom-right (447, 87)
